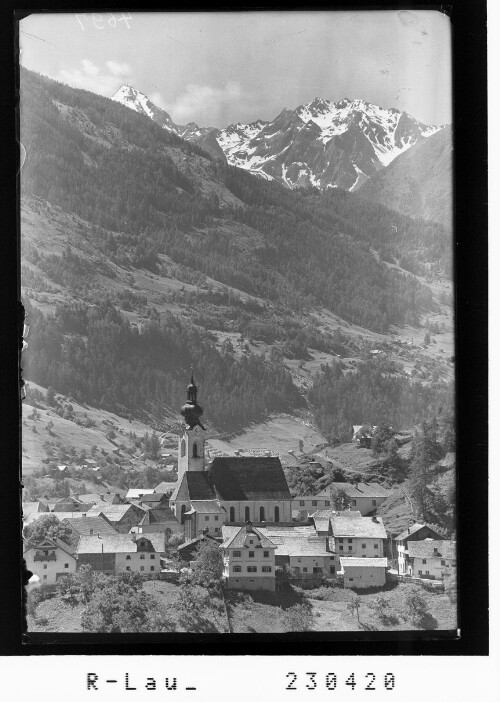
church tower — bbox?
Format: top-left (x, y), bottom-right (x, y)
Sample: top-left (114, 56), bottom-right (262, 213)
top-left (177, 374), bottom-right (206, 479)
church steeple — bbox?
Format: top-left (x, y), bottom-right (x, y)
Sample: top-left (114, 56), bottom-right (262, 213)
top-left (180, 371), bottom-right (205, 429)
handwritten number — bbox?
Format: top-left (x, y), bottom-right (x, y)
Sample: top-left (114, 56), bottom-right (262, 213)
top-left (93, 14), bottom-right (104, 30)
top-left (118, 12), bottom-right (133, 29)
top-left (286, 673), bottom-right (298, 690)
top-left (75, 14), bottom-right (87, 30)
top-left (108, 14), bottom-right (117, 28)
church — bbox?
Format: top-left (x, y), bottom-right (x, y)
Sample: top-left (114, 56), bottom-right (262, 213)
top-left (170, 376), bottom-right (293, 539)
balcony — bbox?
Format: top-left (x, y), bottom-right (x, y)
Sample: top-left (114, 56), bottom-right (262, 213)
top-left (34, 552), bottom-right (57, 562)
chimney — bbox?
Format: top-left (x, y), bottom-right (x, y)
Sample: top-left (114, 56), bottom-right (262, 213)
top-left (245, 520), bottom-right (253, 532)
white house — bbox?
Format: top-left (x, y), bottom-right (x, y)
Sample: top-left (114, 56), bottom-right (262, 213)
top-left (220, 522), bottom-right (277, 592)
top-left (76, 533), bottom-right (165, 575)
top-left (331, 512), bottom-right (387, 570)
top-left (24, 536), bottom-right (78, 584)
top-left (328, 482), bottom-right (391, 516)
top-left (339, 557), bottom-right (388, 589)
top-left (291, 488), bottom-right (332, 516)
top-left (395, 523), bottom-right (443, 575)
top-left (406, 539), bottom-right (456, 580)
top-left (259, 525), bottom-right (336, 578)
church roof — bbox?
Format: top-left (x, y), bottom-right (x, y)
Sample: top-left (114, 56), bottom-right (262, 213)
top-left (174, 472), bottom-right (216, 502)
top-left (209, 457), bottom-right (292, 501)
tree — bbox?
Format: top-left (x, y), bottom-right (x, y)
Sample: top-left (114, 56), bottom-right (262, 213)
top-left (423, 332), bottom-right (431, 346)
top-left (281, 603), bottom-right (313, 632)
top-left (46, 386), bottom-right (57, 405)
top-left (24, 514), bottom-right (74, 550)
top-left (371, 424), bottom-right (395, 457)
top-left (399, 585), bottom-right (436, 629)
top-left (189, 539), bottom-right (224, 590)
top-left (330, 486), bottom-right (351, 511)
top-left (347, 595), bottom-right (363, 624)
top-left (368, 594), bottom-right (399, 625)
top-left (408, 421), bottom-right (443, 521)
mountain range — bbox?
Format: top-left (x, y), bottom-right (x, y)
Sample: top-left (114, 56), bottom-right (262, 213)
top-left (112, 84), bottom-right (446, 197)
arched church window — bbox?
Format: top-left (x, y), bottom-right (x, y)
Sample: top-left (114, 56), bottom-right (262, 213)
top-left (259, 507), bottom-right (265, 522)
top-left (245, 506), bottom-right (250, 522)
top-left (274, 506), bottom-right (280, 522)
top-left (192, 442), bottom-right (198, 458)
top-left (180, 439), bottom-right (186, 457)
top-left (230, 507), bottom-right (235, 522)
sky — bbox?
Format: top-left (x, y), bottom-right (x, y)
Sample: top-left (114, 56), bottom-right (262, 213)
top-left (19, 10), bottom-right (452, 128)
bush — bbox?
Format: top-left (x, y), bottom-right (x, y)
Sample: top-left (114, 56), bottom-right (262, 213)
top-left (281, 603), bottom-right (314, 632)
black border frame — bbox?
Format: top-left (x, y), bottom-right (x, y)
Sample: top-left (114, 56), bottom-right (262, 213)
top-left (0, 0), bottom-right (488, 656)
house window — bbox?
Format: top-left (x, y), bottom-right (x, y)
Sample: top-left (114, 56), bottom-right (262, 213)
top-left (313, 567), bottom-right (323, 574)
top-left (180, 439), bottom-right (186, 457)
top-left (330, 567), bottom-right (335, 574)
top-left (249, 539), bottom-right (254, 545)
top-left (44, 550), bottom-right (48, 556)
top-left (192, 443), bottom-right (198, 458)
top-left (299, 500), bottom-right (305, 506)
top-left (303, 567), bottom-right (308, 573)
top-left (245, 507), bottom-right (250, 521)
top-left (233, 566), bottom-right (241, 573)
top-left (249, 551), bottom-right (255, 558)
top-left (233, 551), bottom-right (242, 558)
top-left (418, 570), bottom-right (422, 575)
top-left (64, 563), bottom-right (69, 568)
top-left (89, 529), bottom-right (93, 535)
top-left (339, 546), bottom-right (344, 551)
top-left (425, 570), bottom-right (429, 575)
top-left (205, 516), bottom-right (209, 521)
top-left (150, 554), bottom-right (155, 559)
top-left (126, 566), bottom-right (131, 571)
top-left (312, 501), bottom-right (317, 506)
top-left (348, 539), bottom-right (352, 543)
top-left (352, 500), bottom-right (356, 506)
top-left (140, 554), bottom-right (145, 560)
top-left (140, 566), bottom-right (144, 572)
top-left (422, 559), bottom-right (426, 564)
top-left (247, 566), bottom-right (257, 573)
top-left (43, 564), bottom-right (47, 570)
top-left (274, 506), bottom-right (280, 522)
top-left (338, 538), bottom-right (344, 543)
top-left (324, 500), bottom-right (330, 506)
top-left (263, 551), bottom-right (269, 558)
top-left (348, 578), bottom-right (353, 582)
top-left (150, 566), bottom-right (154, 571)
top-left (260, 506), bottom-right (265, 521)
top-left (230, 507), bottom-right (235, 522)
top-left (362, 544), bottom-right (366, 549)
top-left (348, 546), bottom-right (352, 551)
top-left (214, 516), bottom-right (218, 521)
top-left (215, 528), bottom-right (220, 534)
top-left (374, 544), bottom-right (379, 549)
top-left (43, 575), bottom-right (47, 580)
top-left (126, 555), bottom-right (131, 560)
top-left (372, 500), bottom-right (376, 506)
top-left (441, 560), bottom-right (446, 566)
top-left (262, 566), bottom-right (272, 573)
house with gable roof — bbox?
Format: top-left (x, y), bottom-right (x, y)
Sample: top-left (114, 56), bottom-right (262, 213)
top-left (24, 536), bottom-right (78, 584)
top-left (406, 539), bottom-right (456, 580)
top-left (76, 533), bottom-right (165, 575)
top-left (220, 521), bottom-right (277, 591)
top-left (330, 511), bottom-right (387, 571)
top-left (395, 522), bottom-right (443, 575)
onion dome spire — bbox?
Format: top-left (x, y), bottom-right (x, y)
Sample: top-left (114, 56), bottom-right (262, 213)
top-left (180, 370), bottom-right (205, 429)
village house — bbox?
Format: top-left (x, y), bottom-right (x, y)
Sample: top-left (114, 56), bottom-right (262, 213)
top-left (154, 481), bottom-right (177, 495)
top-left (137, 492), bottom-right (171, 509)
top-left (291, 488), bottom-right (332, 516)
top-left (220, 522), bottom-right (277, 592)
top-left (330, 511), bottom-right (387, 571)
top-left (177, 531), bottom-right (219, 564)
top-left (135, 507), bottom-right (181, 537)
top-left (328, 482), bottom-right (391, 516)
top-left (259, 525), bottom-right (336, 578)
top-left (406, 539), bottom-right (456, 580)
top-left (351, 425), bottom-right (377, 448)
top-left (339, 557), bottom-right (388, 589)
top-left (77, 491), bottom-right (124, 506)
top-left (395, 522), bottom-right (443, 575)
top-left (24, 536), bottom-right (78, 584)
top-left (182, 500), bottom-right (227, 538)
top-left (61, 515), bottom-right (117, 541)
top-left (126, 488), bottom-right (155, 501)
top-left (76, 533), bottom-right (165, 575)
top-left (86, 503), bottom-right (146, 533)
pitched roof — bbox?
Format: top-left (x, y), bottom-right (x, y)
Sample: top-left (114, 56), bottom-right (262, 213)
top-left (22, 501), bottom-right (49, 515)
top-left (407, 540), bottom-right (456, 560)
top-left (173, 472), bottom-right (216, 502)
top-left (220, 524), bottom-right (277, 550)
top-left (139, 508), bottom-right (179, 526)
top-left (155, 482), bottom-right (177, 493)
top-left (259, 529), bottom-right (330, 557)
top-left (189, 500), bottom-right (226, 514)
top-left (339, 557), bottom-right (388, 568)
top-left (126, 489), bottom-right (155, 499)
top-left (332, 514), bottom-right (387, 539)
top-left (394, 523), bottom-right (442, 541)
top-left (24, 535), bottom-right (77, 558)
top-left (209, 456), bottom-right (292, 501)
top-left (61, 516), bottom-right (117, 536)
top-left (329, 482), bottom-right (390, 499)
top-left (76, 533), bottom-right (165, 555)
top-left (86, 503), bottom-right (145, 521)
top-left (139, 493), bottom-right (169, 504)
